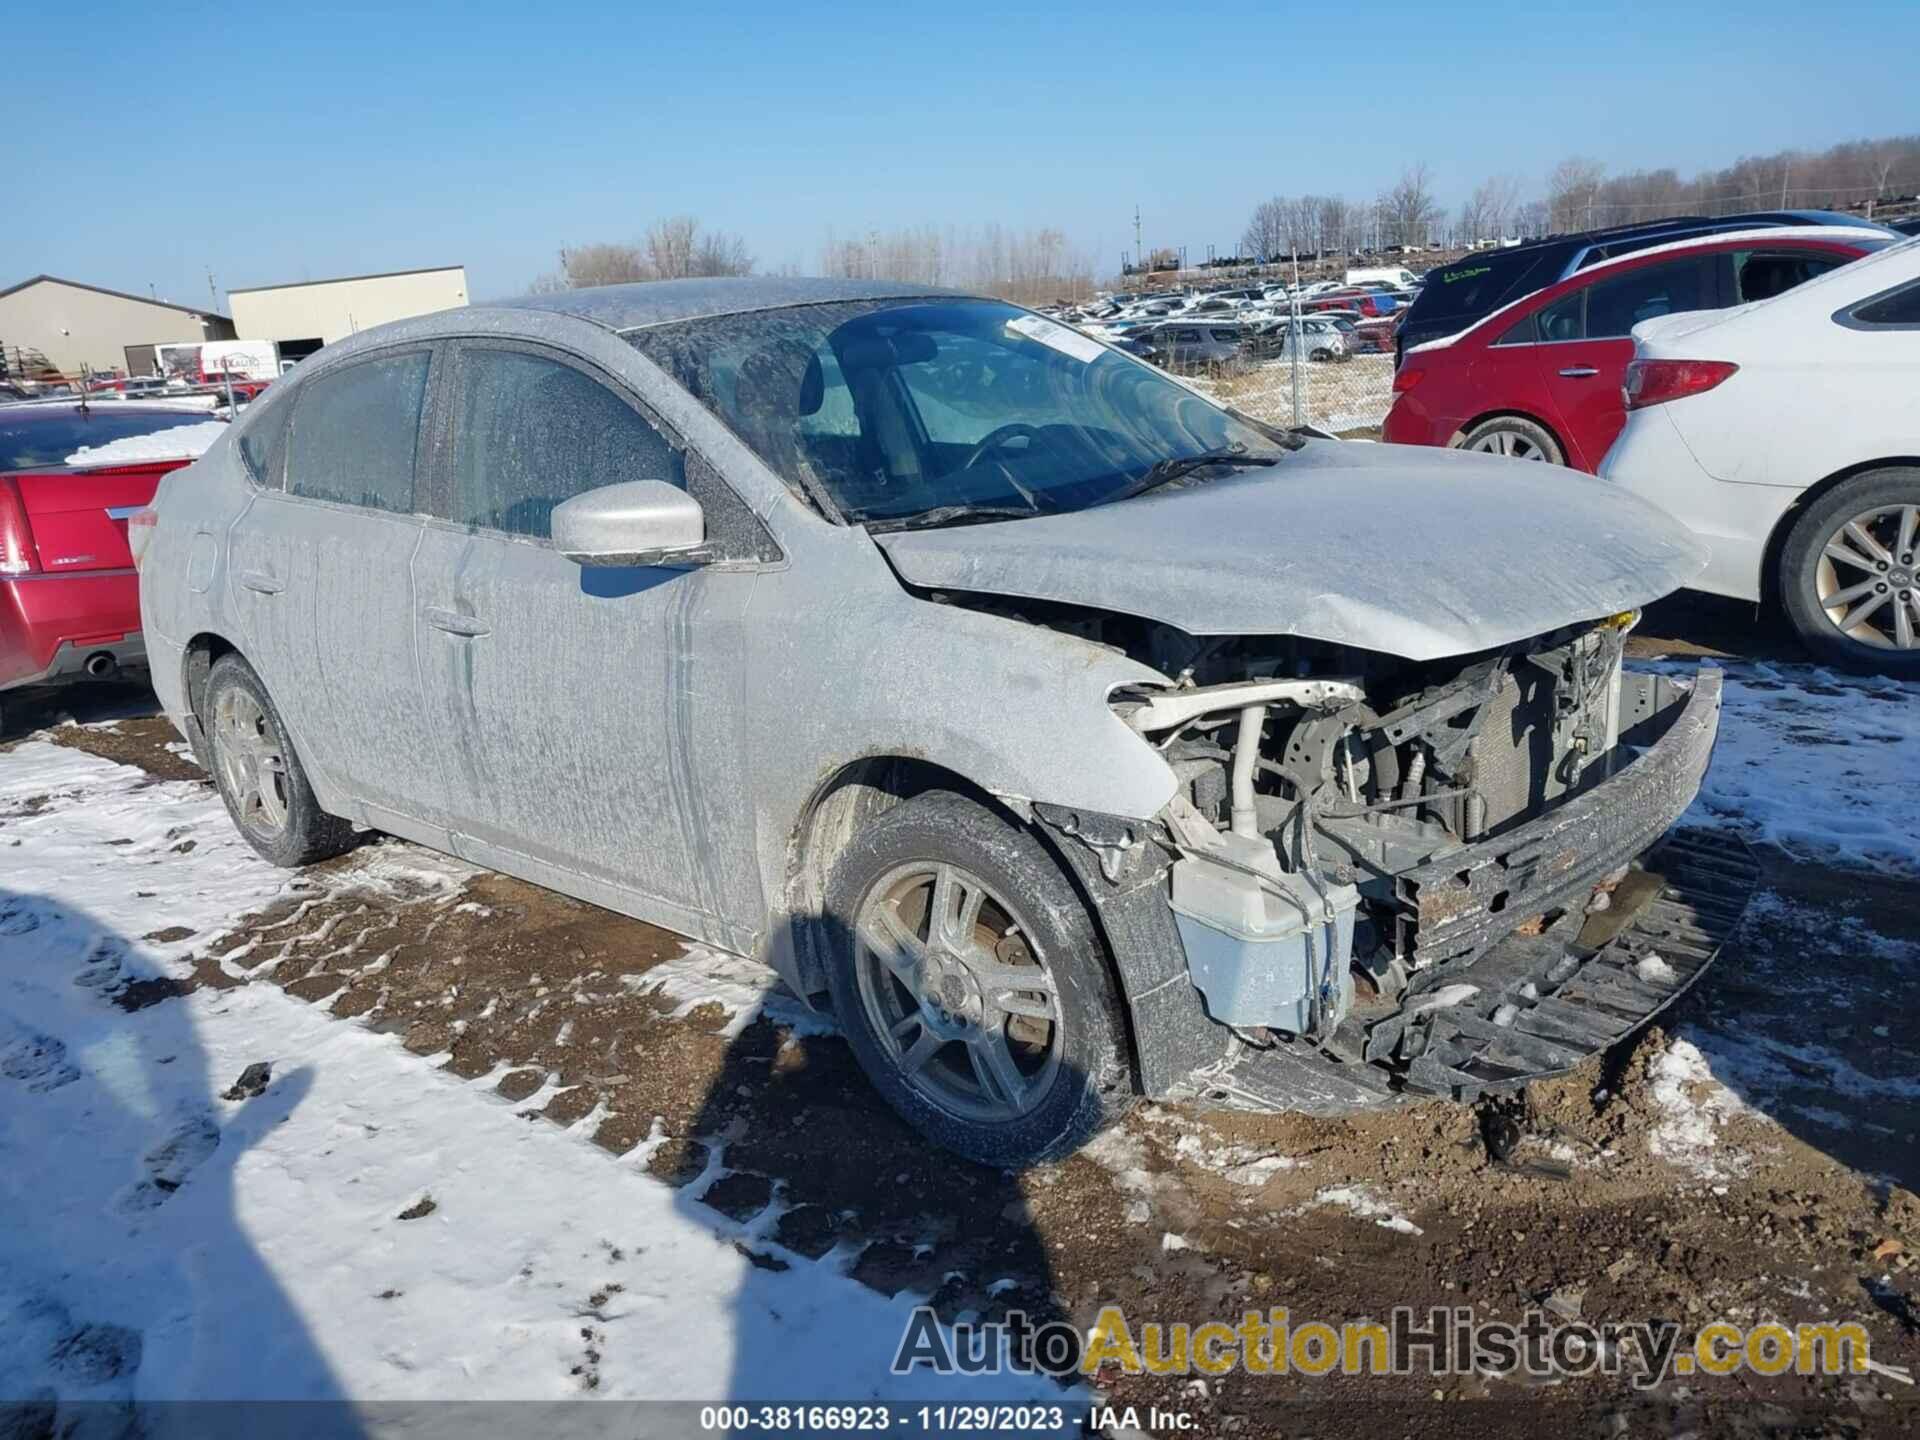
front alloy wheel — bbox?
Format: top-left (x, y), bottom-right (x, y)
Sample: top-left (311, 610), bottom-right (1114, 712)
top-left (823, 790), bottom-right (1134, 1166)
top-left (853, 861), bottom-right (1061, 1123)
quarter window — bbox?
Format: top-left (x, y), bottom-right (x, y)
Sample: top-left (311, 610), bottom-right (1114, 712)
top-left (238, 395), bottom-right (292, 485)
top-left (1846, 280), bottom-right (1920, 328)
top-left (448, 348), bottom-right (679, 541)
top-left (285, 351), bottom-right (430, 513)
top-left (1537, 290), bottom-right (1585, 343)
top-left (1492, 312), bottom-right (1538, 346)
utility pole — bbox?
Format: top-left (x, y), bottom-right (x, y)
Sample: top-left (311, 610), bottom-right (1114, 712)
top-left (1133, 206), bottom-right (1143, 271)
top-left (207, 268), bottom-right (218, 310)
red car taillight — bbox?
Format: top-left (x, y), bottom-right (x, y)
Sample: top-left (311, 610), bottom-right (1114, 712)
top-left (1391, 365), bottom-right (1426, 394)
top-left (127, 505), bottom-right (160, 571)
top-left (1623, 359), bottom-right (1739, 410)
top-left (0, 478), bottom-right (40, 576)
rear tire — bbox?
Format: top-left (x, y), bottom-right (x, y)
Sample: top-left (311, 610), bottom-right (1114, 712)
top-left (1779, 469), bottom-right (1920, 676)
top-left (1457, 415), bottom-right (1565, 466)
top-left (824, 792), bottom-right (1135, 1167)
top-left (203, 653), bottom-right (356, 867)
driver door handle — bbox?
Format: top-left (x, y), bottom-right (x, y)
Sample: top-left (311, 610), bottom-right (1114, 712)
top-left (424, 606), bottom-right (491, 638)
top-left (239, 570), bottom-right (284, 595)
top-left (1557, 365), bottom-right (1599, 378)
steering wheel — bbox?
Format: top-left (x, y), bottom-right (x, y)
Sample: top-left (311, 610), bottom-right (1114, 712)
top-left (958, 423), bottom-right (1045, 508)
top-left (960, 423), bottom-right (1043, 473)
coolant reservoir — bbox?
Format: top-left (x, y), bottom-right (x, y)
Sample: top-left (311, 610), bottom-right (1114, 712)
top-left (1169, 837), bottom-right (1359, 1036)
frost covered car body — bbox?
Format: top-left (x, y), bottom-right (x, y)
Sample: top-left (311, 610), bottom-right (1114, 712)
top-left (140, 278), bottom-right (1752, 1165)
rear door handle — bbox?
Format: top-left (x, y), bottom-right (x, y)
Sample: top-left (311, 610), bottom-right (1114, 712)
top-left (424, 606), bottom-right (491, 638)
top-left (1557, 365), bottom-right (1599, 378)
top-left (239, 570), bottom-right (284, 595)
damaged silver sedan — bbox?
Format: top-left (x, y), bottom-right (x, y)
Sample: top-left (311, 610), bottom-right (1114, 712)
top-left (137, 277), bottom-right (1753, 1165)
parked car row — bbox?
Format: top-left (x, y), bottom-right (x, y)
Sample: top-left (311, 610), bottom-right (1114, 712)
top-left (1384, 213), bottom-right (1918, 673)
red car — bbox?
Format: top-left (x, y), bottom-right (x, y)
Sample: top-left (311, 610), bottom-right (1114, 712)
top-left (0, 403), bottom-right (220, 725)
top-left (1383, 229), bottom-right (1886, 470)
top-left (1305, 289), bottom-right (1397, 319)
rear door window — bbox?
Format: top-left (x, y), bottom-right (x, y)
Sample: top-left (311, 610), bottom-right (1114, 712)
top-left (445, 347), bottom-right (679, 541)
top-left (1583, 258), bottom-right (1712, 338)
top-left (285, 351), bottom-right (430, 513)
top-left (1732, 249), bottom-right (1848, 303)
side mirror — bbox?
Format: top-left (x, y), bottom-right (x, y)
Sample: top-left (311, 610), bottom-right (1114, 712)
top-left (552, 480), bottom-right (710, 568)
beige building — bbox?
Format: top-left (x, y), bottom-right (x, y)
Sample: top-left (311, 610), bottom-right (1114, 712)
top-left (0, 275), bottom-right (234, 378)
top-left (227, 265), bottom-right (469, 361)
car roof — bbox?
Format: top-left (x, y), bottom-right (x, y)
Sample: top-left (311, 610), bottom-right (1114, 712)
top-left (0, 399), bottom-right (210, 420)
top-left (1426, 226), bottom-right (1888, 352)
top-left (501, 275), bottom-right (963, 332)
top-left (1634, 233), bottom-right (1920, 348)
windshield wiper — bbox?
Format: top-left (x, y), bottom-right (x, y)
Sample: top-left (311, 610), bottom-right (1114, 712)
top-left (863, 502), bottom-right (1050, 534)
top-left (1102, 444), bottom-right (1280, 506)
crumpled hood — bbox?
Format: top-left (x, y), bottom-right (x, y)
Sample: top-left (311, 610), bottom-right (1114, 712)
top-left (872, 440), bottom-right (1707, 660)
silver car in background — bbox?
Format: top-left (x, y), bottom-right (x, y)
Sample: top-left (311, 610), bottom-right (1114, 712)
top-left (139, 278), bottom-right (1749, 1166)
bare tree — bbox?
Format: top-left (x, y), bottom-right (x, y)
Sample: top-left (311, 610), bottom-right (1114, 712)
top-left (1547, 157), bottom-right (1607, 232)
top-left (693, 229), bottom-right (755, 277)
top-left (556, 242), bottom-right (652, 288)
top-left (535, 218), bottom-right (756, 290)
top-left (1380, 164), bottom-right (1439, 248)
top-left (644, 217), bottom-right (698, 279)
top-left (1240, 198), bottom-right (1290, 261)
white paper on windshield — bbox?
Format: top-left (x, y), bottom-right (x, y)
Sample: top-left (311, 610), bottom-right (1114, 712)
top-left (1005, 314), bottom-right (1107, 364)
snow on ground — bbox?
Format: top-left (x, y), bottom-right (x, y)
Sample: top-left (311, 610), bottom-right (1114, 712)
top-left (0, 743), bottom-right (1067, 1417)
top-left (1306, 1186), bottom-right (1423, 1236)
top-left (1645, 1036), bottom-right (1754, 1183)
top-left (1652, 660), bottom-right (1920, 874)
top-left (622, 944), bottom-right (835, 1041)
top-left (64, 420), bottom-right (227, 468)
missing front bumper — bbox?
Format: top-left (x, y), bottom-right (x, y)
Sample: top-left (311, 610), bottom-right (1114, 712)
top-left (1185, 667), bottom-right (1754, 1112)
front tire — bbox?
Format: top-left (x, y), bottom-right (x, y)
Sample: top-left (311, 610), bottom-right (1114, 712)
top-left (1457, 415), bottom-right (1564, 465)
top-left (204, 653), bottom-right (356, 867)
top-left (824, 792), bottom-right (1135, 1167)
top-left (1779, 469), bottom-right (1920, 675)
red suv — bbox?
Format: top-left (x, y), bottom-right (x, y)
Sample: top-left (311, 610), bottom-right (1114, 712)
top-left (1382, 230), bottom-right (1886, 470)
top-left (1, 403), bottom-right (219, 726)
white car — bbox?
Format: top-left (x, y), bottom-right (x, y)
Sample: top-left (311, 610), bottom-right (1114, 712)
top-left (1599, 238), bottom-right (1920, 673)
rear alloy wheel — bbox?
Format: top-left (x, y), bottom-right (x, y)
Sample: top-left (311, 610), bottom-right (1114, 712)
top-left (1458, 415), bottom-right (1565, 466)
top-left (1781, 470), bottom-right (1920, 675)
top-left (825, 791), bottom-right (1133, 1166)
top-left (204, 653), bottom-right (357, 866)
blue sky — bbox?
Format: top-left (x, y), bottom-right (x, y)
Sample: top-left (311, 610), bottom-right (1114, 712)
top-left (14, 0), bottom-right (1917, 308)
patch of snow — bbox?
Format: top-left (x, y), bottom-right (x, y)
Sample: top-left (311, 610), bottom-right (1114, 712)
top-left (1310, 1186), bottom-right (1423, 1235)
top-left (65, 420), bottom-right (227, 468)
top-left (1080, 1125), bottom-right (1157, 1198)
top-left (623, 945), bottom-right (836, 1039)
top-left (1647, 1036), bottom-right (1753, 1180)
top-left (1170, 1132), bottom-right (1296, 1186)
top-left (1646, 661), bottom-right (1920, 874)
top-left (1635, 953), bottom-right (1678, 985)
top-left (0, 741), bottom-right (1073, 1415)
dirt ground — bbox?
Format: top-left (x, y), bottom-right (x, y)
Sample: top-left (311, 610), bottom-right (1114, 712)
top-left (5, 600), bottom-right (1917, 1437)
